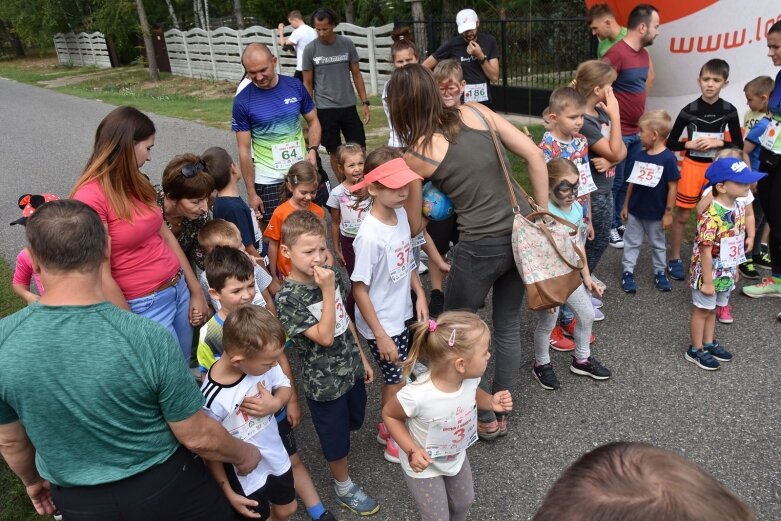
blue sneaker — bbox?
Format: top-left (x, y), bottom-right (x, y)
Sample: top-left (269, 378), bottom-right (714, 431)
top-left (667, 259), bottom-right (685, 281)
top-left (335, 484), bottom-right (380, 516)
top-left (622, 272), bottom-right (636, 293)
top-left (655, 271), bottom-right (672, 292)
top-left (685, 347), bottom-right (720, 371)
top-left (705, 341), bottom-right (733, 362)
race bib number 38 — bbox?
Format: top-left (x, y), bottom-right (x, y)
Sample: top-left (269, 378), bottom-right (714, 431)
top-left (271, 141), bottom-right (303, 170)
top-left (627, 161), bottom-right (664, 188)
top-left (719, 234), bottom-right (746, 268)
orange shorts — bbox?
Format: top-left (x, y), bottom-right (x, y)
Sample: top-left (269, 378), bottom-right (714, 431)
top-left (675, 157), bottom-right (709, 208)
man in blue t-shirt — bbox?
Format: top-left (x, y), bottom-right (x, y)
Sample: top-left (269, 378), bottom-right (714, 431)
top-left (234, 43), bottom-right (321, 222)
top-left (0, 200), bottom-right (261, 519)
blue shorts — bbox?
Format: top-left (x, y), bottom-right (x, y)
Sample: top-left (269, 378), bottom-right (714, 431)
top-left (366, 328), bottom-right (410, 385)
top-left (276, 415), bottom-right (298, 456)
top-left (307, 379), bottom-right (367, 462)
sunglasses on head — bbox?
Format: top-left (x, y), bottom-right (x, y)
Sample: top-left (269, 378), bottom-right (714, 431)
top-left (553, 180), bottom-right (579, 197)
top-left (181, 160), bottom-right (207, 178)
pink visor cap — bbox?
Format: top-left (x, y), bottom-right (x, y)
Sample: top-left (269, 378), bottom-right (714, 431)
top-left (349, 158), bottom-right (423, 192)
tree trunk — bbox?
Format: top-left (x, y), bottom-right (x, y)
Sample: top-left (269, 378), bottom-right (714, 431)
top-left (193, 0), bottom-right (204, 28)
top-left (203, 0), bottom-right (211, 31)
top-left (135, 0), bottom-right (160, 82)
top-left (344, 0), bottom-right (354, 24)
top-left (233, 0), bottom-right (243, 29)
top-left (165, 0), bottom-right (180, 29)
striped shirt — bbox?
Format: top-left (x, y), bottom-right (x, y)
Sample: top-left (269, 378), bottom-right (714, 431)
top-left (603, 40), bottom-right (649, 135)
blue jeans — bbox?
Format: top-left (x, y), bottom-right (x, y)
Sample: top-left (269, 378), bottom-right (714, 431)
top-left (128, 275), bottom-right (192, 360)
top-left (444, 235), bottom-right (523, 423)
top-left (612, 134), bottom-right (642, 228)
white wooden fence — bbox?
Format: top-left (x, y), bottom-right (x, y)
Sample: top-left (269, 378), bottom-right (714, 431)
top-left (164, 23), bottom-right (394, 95)
top-left (53, 32), bottom-right (112, 68)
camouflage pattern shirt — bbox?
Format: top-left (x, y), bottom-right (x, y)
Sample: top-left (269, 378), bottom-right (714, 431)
top-left (276, 267), bottom-right (364, 402)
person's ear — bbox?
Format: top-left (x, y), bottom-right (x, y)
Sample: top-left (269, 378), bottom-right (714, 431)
top-left (28, 248), bottom-right (41, 274)
top-left (229, 352), bottom-right (245, 367)
top-left (280, 244), bottom-right (291, 259)
top-left (453, 357), bottom-right (467, 375)
top-left (208, 287), bottom-right (222, 302)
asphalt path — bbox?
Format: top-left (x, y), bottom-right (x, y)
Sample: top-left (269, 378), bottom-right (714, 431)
top-left (1, 79), bottom-right (779, 520)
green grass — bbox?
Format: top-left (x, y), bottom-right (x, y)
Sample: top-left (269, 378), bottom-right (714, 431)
top-left (0, 258), bottom-right (38, 521)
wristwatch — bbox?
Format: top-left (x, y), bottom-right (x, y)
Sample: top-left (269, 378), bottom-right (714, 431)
top-left (362, 100), bottom-right (371, 106)
top-left (478, 56), bottom-right (488, 64)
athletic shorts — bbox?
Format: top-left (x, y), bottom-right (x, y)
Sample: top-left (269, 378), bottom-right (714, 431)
top-left (676, 157), bottom-right (709, 208)
top-left (318, 106), bottom-right (366, 153)
top-left (254, 182), bottom-right (285, 221)
top-left (366, 328), bottom-right (410, 385)
top-left (426, 213), bottom-right (459, 254)
top-left (227, 466), bottom-right (295, 521)
top-left (692, 287), bottom-right (732, 310)
top-left (307, 379), bottom-right (367, 461)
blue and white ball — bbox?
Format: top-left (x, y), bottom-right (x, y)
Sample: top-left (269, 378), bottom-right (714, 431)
top-left (422, 182), bottom-right (454, 221)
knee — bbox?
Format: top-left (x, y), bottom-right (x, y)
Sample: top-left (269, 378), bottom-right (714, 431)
top-left (272, 500), bottom-right (297, 520)
top-left (451, 487), bottom-right (475, 512)
top-left (675, 208), bottom-right (691, 225)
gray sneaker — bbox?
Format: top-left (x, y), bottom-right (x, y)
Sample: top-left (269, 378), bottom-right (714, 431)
top-left (335, 484), bottom-right (380, 516)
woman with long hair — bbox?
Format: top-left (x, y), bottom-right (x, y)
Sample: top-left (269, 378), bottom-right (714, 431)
top-left (387, 64), bottom-right (549, 439)
top-left (71, 106), bottom-right (208, 359)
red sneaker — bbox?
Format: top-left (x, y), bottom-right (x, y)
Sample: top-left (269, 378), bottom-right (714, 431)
top-left (560, 318), bottom-right (596, 344)
top-left (549, 325), bottom-right (575, 352)
top-left (384, 437), bottom-right (400, 463)
top-left (716, 304), bottom-right (734, 324)
top-left (376, 422), bottom-right (390, 446)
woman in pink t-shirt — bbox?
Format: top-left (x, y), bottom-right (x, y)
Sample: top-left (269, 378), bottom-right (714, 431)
top-left (71, 106), bottom-right (208, 359)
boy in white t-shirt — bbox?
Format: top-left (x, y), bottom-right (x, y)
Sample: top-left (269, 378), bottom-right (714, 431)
top-left (278, 10), bottom-right (317, 81)
top-left (201, 306), bottom-right (296, 520)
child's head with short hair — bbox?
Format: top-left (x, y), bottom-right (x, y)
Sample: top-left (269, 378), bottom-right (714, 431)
top-left (547, 87), bottom-right (587, 138)
top-left (433, 59), bottom-right (466, 108)
top-left (284, 161), bottom-right (320, 208)
top-left (222, 305), bottom-right (286, 376)
top-left (637, 110), bottom-right (672, 149)
top-left (333, 143), bottom-right (365, 185)
top-left (698, 59), bottom-right (730, 101)
top-left (700, 58), bottom-right (730, 81)
top-left (533, 441), bottom-right (756, 521)
top-left (405, 311), bottom-right (491, 379)
top-left (280, 210), bottom-right (328, 280)
top-left (198, 218), bottom-right (243, 254)
top-left (714, 148), bottom-right (743, 161)
top-left (744, 75), bottom-right (773, 113)
top-left (202, 146), bottom-right (236, 192)
top-left (204, 246), bottom-right (256, 312)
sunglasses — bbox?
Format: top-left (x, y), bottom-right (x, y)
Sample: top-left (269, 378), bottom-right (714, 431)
top-left (553, 180), bottom-right (579, 197)
top-left (181, 160), bottom-right (207, 178)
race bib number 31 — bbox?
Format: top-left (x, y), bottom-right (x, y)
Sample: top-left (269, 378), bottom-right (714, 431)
top-left (627, 161), bottom-right (664, 188)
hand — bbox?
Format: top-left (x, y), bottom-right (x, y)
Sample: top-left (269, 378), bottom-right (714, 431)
top-left (745, 236), bottom-right (754, 254)
top-left (416, 294), bottom-right (429, 322)
top-left (407, 445), bottom-right (433, 473)
top-left (587, 223), bottom-right (595, 241)
top-left (235, 444), bottom-right (261, 476)
top-left (312, 266), bottom-right (335, 292)
top-left (286, 398), bottom-right (302, 428)
top-left (491, 390), bottom-right (513, 413)
top-left (620, 207), bottom-right (629, 222)
top-left (436, 258), bottom-right (450, 273)
top-left (584, 275), bottom-right (604, 297)
top-left (227, 490), bottom-right (262, 518)
top-left (466, 40), bottom-right (483, 58)
top-left (363, 359), bottom-right (375, 384)
top-left (307, 149), bottom-right (318, 167)
top-left (591, 157), bottom-right (612, 173)
top-left (189, 290), bottom-right (208, 326)
top-left (362, 104), bottom-right (370, 125)
top-left (662, 213), bottom-right (673, 230)
top-left (248, 193), bottom-right (264, 216)
top-left (269, 278), bottom-right (282, 295)
top-left (599, 85), bottom-right (620, 120)
top-left (376, 335), bottom-right (399, 363)
top-left (701, 138), bottom-right (723, 150)
top-left (700, 281), bottom-right (715, 296)
top-left (239, 383), bottom-right (279, 418)
top-left (26, 480), bottom-right (56, 515)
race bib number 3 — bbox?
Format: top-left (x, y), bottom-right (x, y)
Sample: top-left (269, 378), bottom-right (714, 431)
top-left (307, 291), bottom-right (350, 337)
top-left (627, 161), bottom-right (664, 188)
top-left (425, 404), bottom-right (478, 458)
top-left (271, 141), bottom-right (303, 170)
top-left (576, 162), bottom-right (597, 196)
top-left (719, 234), bottom-right (746, 268)
top-left (463, 83), bottom-right (488, 103)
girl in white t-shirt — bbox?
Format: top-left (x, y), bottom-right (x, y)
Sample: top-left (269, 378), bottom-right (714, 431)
top-left (327, 143), bottom-right (370, 323)
top-left (350, 149), bottom-right (429, 465)
top-left (382, 311), bottom-right (512, 521)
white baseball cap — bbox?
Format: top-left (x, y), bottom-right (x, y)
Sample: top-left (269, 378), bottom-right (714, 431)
top-left (456, 9), bottom-right (478, 34)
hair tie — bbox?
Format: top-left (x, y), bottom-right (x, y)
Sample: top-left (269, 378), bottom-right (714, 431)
top-left (399, 35), bottom-right (405, 40)
top-left (428, 319), bottom-right (437, 332)
top-left (448, 329), bottom-right (457, 347)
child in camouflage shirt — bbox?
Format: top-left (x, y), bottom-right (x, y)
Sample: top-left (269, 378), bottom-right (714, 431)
top-left (275, 210), bottom-right (378, 516)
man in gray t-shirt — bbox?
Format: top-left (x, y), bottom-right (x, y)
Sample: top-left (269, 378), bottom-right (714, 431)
top-left (302, 7), bottom-right (370, 174)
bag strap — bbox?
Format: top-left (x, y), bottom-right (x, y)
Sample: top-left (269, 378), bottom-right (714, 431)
top-left (466, 104), bottom-right (537, 214)
top-left (524, 211), bottom-right (583, 270)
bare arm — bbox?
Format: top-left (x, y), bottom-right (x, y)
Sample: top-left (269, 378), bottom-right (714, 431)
top-left (350, 62), bottom-right (370, 124)
top-left (236, 131), bottom-right (261, 213)
top-left (382, 396), bottom-right (431, 472)
top-left (662, 181), bottom-right (678, 230)
top-left (330, 208), bottom-right (344, 264)
top-left (303, 70), bottom-right (314, 98)
top-left (646, 56), bottom-right (655, 92)
top-left (422, 55), bottom-right (438, 70)
top-left (303, 108), bottom-right (321, 166)
top-left (481, 58), bottom-right (500, 83)
top-left (301, 266), bottom-right (337, 346)
top-left (159, 224), bottom-right (208, 325)
top-left (101, 257), bottom-right (129, 310)
top-left (0, 422), bottom-right (56, 515)
top-left (12, 284), bottom-right (38, 305)
top-left (168, 410), bottom-right (260, 475)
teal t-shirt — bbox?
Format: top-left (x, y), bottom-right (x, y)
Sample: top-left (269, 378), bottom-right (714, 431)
top-left (0, 302), bottom-right (204, 487)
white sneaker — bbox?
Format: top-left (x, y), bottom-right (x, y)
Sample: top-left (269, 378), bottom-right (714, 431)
top-left (417, 262), bottom-right (428, 274)
top-left (609, 228), bottom-right (624, 249)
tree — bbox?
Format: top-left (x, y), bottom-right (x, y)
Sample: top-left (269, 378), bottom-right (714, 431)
top-left (165, 0), bottom-right (180, 29)
top-left (232, 0), bottom-right (243, 29)
top-left (135, 0), bottom-right (159, 81)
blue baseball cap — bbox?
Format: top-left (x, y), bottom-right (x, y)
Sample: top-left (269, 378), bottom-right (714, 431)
top-left (705, 157), bottom-right (766, 187)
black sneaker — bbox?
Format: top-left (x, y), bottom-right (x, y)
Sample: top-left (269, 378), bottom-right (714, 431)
top-left (317, 510), bottom-right (338, 521)
top-left (609, 228), bottom-right (624, 249)
top-left (705, 341), bottom-right (733, 362)
top-left (570, 356), bottom-right (611, 380)
top-left (532, 363), bottom-right (560, 390)
top-left (685, 346), bottom-right (720, 370)
top-left (617, 224), bottom-right (626, 237)
top-left (429, 289), bottom-right (444, 318)
top-left (753, 251), bottom-right (772, 269)
top-left (738, 261), bottom-right (760, 279)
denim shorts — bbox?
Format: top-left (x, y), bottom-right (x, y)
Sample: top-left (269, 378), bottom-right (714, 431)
top-left (128, 274), bottom-right (192, 360)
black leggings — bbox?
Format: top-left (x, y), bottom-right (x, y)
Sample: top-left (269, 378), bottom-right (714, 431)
top-left (758, 148), bottom-right (781, 274)
top-left (51, 446), bottom-right (239, 521)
